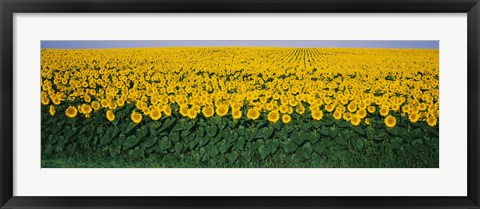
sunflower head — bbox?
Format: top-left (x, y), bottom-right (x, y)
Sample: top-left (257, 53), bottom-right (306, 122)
top-left (409, 112), bottom-right (420, 123)
top-left (296, 104), bottom-right (305, 115)
top-left (311, 110), bottom-right (324, 120)
top-left (202, 106), bottom-right (214, 118)
top-left (426, 116), bottom-right (437, 127)
top-left (379, 107), bottom-right (389, 116)
top-left (384, 115), bottom-right (397, 128)
top-left (131, 111), bottom-right (142, 124)
top-left (65, 106), bottom-right (78, 118)
top-left (357, 109), bottom-right (367, 118)
top-left (232, 109), bottom-right (242, 119)
top-left (187, 108), bottom-right (197, 119)
top-left (149, 109), bottom-right (162, 121)
top-left (91, 101), bottom-right (100, 111)
top-left (282, 114), bottom-right (291, 124)
top-left (41, 96), bottom-right (50, 105)
top-left (106, 110), bottom-right (115, 122)
top-left (247, 108), bottom-right (260, 120)
top-left (351, 115), bottom-right (361, 126)
top-left (267, 111), bottom-right (280, 123)
top-left (216, 105), bottom-right (228, 117)
top-left (49, 105), bottom-right (55, 116)
top-left (347, 103), bottom-right (357, 112)
top-left (333, 110), bottom-right (342, 120)
top-left (163, 105), bottom-right (172, 116)
top-left (279, 105), bottom-right (289, 114)
top-left (325, 104), bottom-right (335, 112)
top-left (365, 118), bottom-right (371, 125)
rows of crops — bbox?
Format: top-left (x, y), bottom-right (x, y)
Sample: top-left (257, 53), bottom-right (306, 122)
top-left (41, 47), bottom-right (439, 168)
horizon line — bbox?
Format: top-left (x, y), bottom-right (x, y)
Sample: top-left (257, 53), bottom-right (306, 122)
top-left (41, 40), bottom-right (439, 49)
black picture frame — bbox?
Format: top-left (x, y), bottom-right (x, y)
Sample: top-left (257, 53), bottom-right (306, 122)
top-left (1, 0), bottom-right (479, 208)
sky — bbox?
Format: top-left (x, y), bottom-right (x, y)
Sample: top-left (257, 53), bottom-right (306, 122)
top-left (41, 40), bottom-right (439, 49)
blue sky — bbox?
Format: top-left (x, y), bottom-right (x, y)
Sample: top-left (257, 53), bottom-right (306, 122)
top-left (41, 40), bottom-right (439, 49)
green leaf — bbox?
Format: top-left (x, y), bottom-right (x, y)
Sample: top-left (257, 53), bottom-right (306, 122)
top-left (282, 139), bottom-right (298, 154)
top-left (171, 131), bottom-right (180, 142)
top-left (206, 124), bottom-right (218, 137)
top-left (267, 138), bottom-right (280, 154)
top-left (189, 137), bottom-right (199, 150)
top-left (158, 136), bottom-right (172, 152)
top-left (291, 131), bottom-right (305, 145)
top-left (245, 128), bottom-right (257, 141)
top-left (314, 143), bottom-right (326, 155)
top-left (258, 145), bottom-right (269, 160)
top-left (173, 143), bottom-right (183, 154)
top-left (309, 130), bottom-right (321, 144)
top-left (329, 126), bottom-right (339, 138)
top-left (228, 151), bottom-right (239, 162)
top-left (297, 142), bottom-right (313, 160)
top-left (219, 140), bottom-right (231, 154)
top-left (412, 138), bottom-right (423, 147)
top-left (352, 138), bottom-right (364, 151)
top-left (235, 137), bottom-right (245, 150)
top-left (158, 118), bottom-right (176, 132)
top-left (123, 135), bottom-right (140, 150)
top-left (319, 126), bottom-right (330, 136)
top-left (260, 127), bottom-right (274, 140)
top-left (208, 143), bottom-right (219, 157)
top-left (365, 126), bottom-right (375, 140)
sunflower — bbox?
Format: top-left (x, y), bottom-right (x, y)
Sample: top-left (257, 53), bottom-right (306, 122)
top-left (279, 105), bottom-right (289, 114)
top-left (347, 103), bottom-right (357, 112)
top-left (49, 105), bottom-right (55, 116)
top-left (91, 101), bottom-right (100, 111)
top-left (232, 108), bottom-right (242, 119)
top-left (379, 107), bottom-right (389, 116)
top-left (41, 96), bottom-right (49, 105)
top-left (419, 103), bottom-right (427, 111)
top-left (247, 108), bottom-right (260, 120)
top-left (187, 108), bottom-right (197, 119)
top-left (149, 108), bottom-right (162, 121)
top-left (282, 114), bottom-right (291, 124)
top-left (101, 99), bottom-right (109, 108)
top-left (65, 106), bottom-right (78, 118)
top-left (117, 98), bottom-right (125, 107)
top-left (343, 112), bottom-right (352, 121)
top-left (106, 110), bottom-right (115, 122)
top-left (267, 111), bottom-right (280, 123)
top-left (311, 110), bottom-right (324, 120)
top-left (357, 108), bottom-right (367, 118)
top-left (202, 106), bottom-right (214, 118)
top-left (52, 97), bottom-right (61, 105)
top-left (216, 105), bottom-right (228, 117)
top-left (365, 118), bottom-right (371, 125)
top-left (325, 104), bottom-right (335, 112)
top-left (180, 105), bottom-right (189, 117)
top-left (409, 112), bottom-right (420, 123)
top-left (163, 105), bottom-right (172, 116)
top-left (131, 111), bottom-right (142, 124)
top-left (333, 110), bottom-right (342, 120)
top-left (108, 102), bottom-right (117, 110)
top-left (294, 104), bottom-right (304, 115)
top-left (426, 116), bottom-right (437, 127)
top-left (367, 106), bottom-right (376, 113)
top-left (81, 104), bottom-right (92, 115)
top-left (351, 114), bottom-right (361, 126)
top-left (384, 115), bottom-right (396, 128)
top-left (289, 99), bottom-right (298, 107)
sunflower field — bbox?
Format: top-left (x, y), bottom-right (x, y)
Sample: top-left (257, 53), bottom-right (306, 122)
top-left (41, 47), bottom-right (439, 168)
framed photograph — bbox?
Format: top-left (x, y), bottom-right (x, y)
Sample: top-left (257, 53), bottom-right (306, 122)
top-left (1, 0), bottom-right (479, 208)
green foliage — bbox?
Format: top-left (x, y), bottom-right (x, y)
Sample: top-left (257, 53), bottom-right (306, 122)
top-left (41, 104), bottom-right (439, 168)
